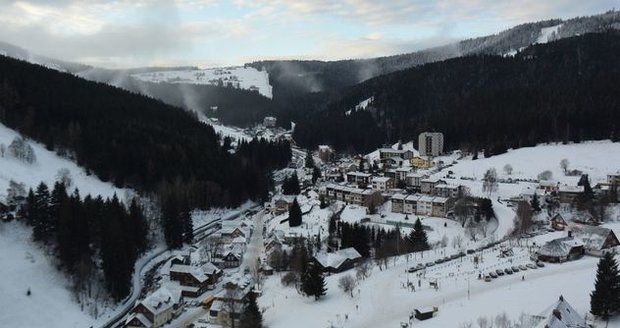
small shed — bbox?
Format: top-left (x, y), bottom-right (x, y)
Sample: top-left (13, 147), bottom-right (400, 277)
top-left (414, 307), bottom-right (436, 320)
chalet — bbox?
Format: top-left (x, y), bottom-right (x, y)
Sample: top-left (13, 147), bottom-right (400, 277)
top-left (209, 277), bottom-right (255, 327)
top-left (220, 227), bottom-right (246, 242)
top-left (314, 247), bottom-right (362, 273)
top-left (570, 224), bottom-right (620, 256)
top-left (264, 235), bottom-right (283, 254)
top-left (220, 250), bottom-right (242, 268)
top-left (371, 176), bottom-right (393, 191)
top-left (550, 214), bottom-right (568, 231)
top-left (537, 237), bottom-right (584, 263)
top-left (125, 285), bottom-right (183, 328)
top-left (391, 193), bottom-right (406, 213)
top-left (557, 185), bottom-right (584, 204)
top-left (533, 295), bottom-right (587, 328)
top-left (538, 180), bottom-right (559, 194)
top-left (169, 263), bottom-right (222, 297)
top-left (272, 195), bottom-right (296, 215)
top-left (346, 171), bottom-right (372, 186)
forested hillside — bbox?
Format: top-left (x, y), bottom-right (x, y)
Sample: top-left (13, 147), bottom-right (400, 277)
top-left (0, 54), bottom-right (290, 211)
top-left (293, 32), bottom-right (620, 153)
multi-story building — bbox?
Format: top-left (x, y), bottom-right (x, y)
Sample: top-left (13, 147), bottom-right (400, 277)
top-left (391, 193), bottom-right (406, 213)
top-left (405, 173), bottom-right (426, 191)
top-left (404, 194), bottom-right (422, 214)
top-left (371, 176), bottom-right (393, 191)
top-left (416, 195), bottom-right (435, 216)
top-left (418, 132), bottom-right (444, 157)
top-left (433, 184), bottom-right (461, 198)
top-left (346, 171), bottom-right (372, 186)
top-left (420, 177), bottom-right (444, 194)
top-left (325, 184), bottom-right (381, 207)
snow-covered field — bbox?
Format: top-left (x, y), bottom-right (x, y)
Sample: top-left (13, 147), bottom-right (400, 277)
top-left (536, 24), bottom-right (562, 44)
top-left (0, 221), bottom-right (93, 328)
top-left (132, 66), bottom-right (273, 99)
top-left (0, 123), bottom-right (130, 202)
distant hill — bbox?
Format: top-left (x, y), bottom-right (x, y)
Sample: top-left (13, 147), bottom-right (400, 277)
top-left (292, 32), bottom-right (620, 153)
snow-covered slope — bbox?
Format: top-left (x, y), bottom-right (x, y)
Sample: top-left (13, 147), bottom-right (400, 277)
top-left (536, 24), bottom-right (562, 44)
top-left (0, 123), bottom-right (129, 202)
top-left (131, 66), bottom-right (273, 99)
top-left (0, 222), bottom-right (93, 328)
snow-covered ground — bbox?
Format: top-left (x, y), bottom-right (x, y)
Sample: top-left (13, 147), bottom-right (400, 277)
top-left (0, 123), bottom-right (130, 202)
top-left (536, 24), bottom-right (562, 44)
top-left (0, 221), bottom-right (93, 328)
top-left (131, 66), bottom-right (273, 99)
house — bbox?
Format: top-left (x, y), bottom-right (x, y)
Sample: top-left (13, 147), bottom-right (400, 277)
top-left (220, 250), bottom-right (242, 268)
top-left (209, 277), bottom-right (255, 327)
top-left (314, 247), bottom-right (362, 273)
top-left (533, 295), bottom-right (587, 328)
top-left (433, 184), bottom-right (461, 198)
top-left (557, 185), bottom-right (584, 204)
top-left (390, 193), bottom-right (407, 213)
top-left (569, 224), bottom-right (620, 256)
top-left (318, 145), bottom-right (334, 162)
top-left (220, 227), bottom-right (247, 242)
top-left (420, 178), bottom-right (444, 195)
top-left (263, 116), bottom-right (277, 127)
top-left (346, 171), bottom-right (372, 186)
top-left (410, 156), bottom-right (433, 169)
top-left (418, 132), bottom-right (444, 157)
top-left (608, 172), bottom-right (620, 185)
top-left (414, 307), bottom-right (437, 321)
top-left (537, 237), bottom-right (585, 263)
top-left (125, 285), bottom-right (183, 328)
top-left (371, 176), bottom-right (393, 191)
top-left (539, 180), bottom-right (559, 193)
top-left (169, 263), bottom-right (222, 297)
top-left (272, 195), bottom-right (296, 215)
top-left (550, 214), bottom-right (568, 231)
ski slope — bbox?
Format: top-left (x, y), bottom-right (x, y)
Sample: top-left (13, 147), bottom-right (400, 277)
top-left (0, 123), bottom-right (129, 202)
top-left (131, 66), bottom-right (273, 98)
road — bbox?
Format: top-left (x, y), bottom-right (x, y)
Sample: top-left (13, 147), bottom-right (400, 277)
top-left (98, 206), bottom-right (260, 328)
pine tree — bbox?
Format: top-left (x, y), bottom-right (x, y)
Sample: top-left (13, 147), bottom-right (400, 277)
top-left (32, 182), bottom-right (52, 242)
top-left (288, 199), bottom-right (302, 227)
top-left (590, 252), bottom-right (620, 319)
top-left (239, 292), bottom-right (263, 328)
top-left (530, 193), bottom-right (541, 212)
top-left (409, 218), bottom-right (430, 252)
top-left (309, 262), bottom-right (327, 300)
top-left (305, 149), bottom-right (315, 169)
top-left (129, 199), bottom-right (148, 253)
top-left (312, 166), bottom-right (321, 184)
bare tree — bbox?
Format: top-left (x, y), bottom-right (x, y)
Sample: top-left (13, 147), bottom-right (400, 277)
top-left (56, 168), bottom-right (73, 187)
top-left (503, 164), bottom-right (513, 176)
top-left (8, 136), bottom-right (36, 164)
top-left (494, 312), bottom-right (511, 328)
top-left (6, 180), bottom-right (26, 206)
top-left (482, 168), bottom-right (498, 195)
top-left (537, 170), bottom-right (553, 181)
top-left (338, 274), bottom-right (358, 297)
top-left (476, 316), bottom-right (490, 328)
top-left (514, 201), bottom-right (533, 235)
top-left (459, 322), bottom-right (473, 328)
top-left (451, 234), bottom-right (464, 250)
top-left (0, 143), bottom-right (5, 157)
top-left (560, 159), bottom-right (569, 174)
top-left (205, 235), bottom-right (224, 261)
top-left (355, 261), bottom-right (371, 280)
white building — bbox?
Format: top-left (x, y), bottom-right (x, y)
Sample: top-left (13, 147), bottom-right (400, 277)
top-left (371, 176), bottom-right (393, 191)
top-left (418, 132), bottom-right (444, 157)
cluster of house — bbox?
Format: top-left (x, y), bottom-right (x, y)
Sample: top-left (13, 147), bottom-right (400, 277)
top-left (208, 276), bottom-right (256, 327)
top-left (211, 221), bottom-right (253, 269)
top-left (537, 219), bottom-right (620, 263)
top-left (519, 172), bottom-right (620, 205)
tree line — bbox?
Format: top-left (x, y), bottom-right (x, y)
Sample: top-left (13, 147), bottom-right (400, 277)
top-left (19, 181), bottom-right (147, 301)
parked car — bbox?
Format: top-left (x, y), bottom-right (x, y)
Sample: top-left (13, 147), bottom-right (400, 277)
top-left (496, 269), bottom-right (505, 276)
top-left (519, 265), bottom-right (528, 271)
top-left (408, 267), bottom-right (419, 273)
top-left (417, 263), bottom-right (425, 270)
top-left (489, 272), bottom-right (498, 279)
top-left (435, 259), bottom-right (444, 264)
top-left (466, 249), bottom-right (475, 254)
top-left (505, 268), bottom-right (513, 275)
top-left (511, 266), bottom-right (520, 272)
top-left (484, 275), bottom-right (493, 282)
top-left (426, 262), bottom-right (435, 267)
top-left (526, 263), bottom-right (537, 270)
top-left (536, 261), bottom-right (545, 268)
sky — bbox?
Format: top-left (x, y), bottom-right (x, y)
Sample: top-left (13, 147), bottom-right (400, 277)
top-left (0, 0), bottom-right (617, 68)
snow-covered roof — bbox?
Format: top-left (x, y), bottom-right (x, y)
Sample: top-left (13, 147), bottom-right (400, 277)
top-left (347, 171), bottom-right (372, 178)
top-left (314, 247), bottom-right (361, 270)
top-left (534, 295), bottom-right (587, 328)
top-left (538, 237), bottom-right (584, 257)
top-left (170, 264), bottom-right (210, 283)
top-left (138, 284), bottom-right (182, 316)
top-left (570, 224), bottom-right (616, 251)
top-left (418, 195), bottom-right (435, 202)
top-left (391, 193), bottom-right (407, 201)
top-left (126, 312), bottom-right (151, 327)
top-left (405, 194), bottom-right (422, 202)
top-left (558, 185), bottom-right (584, 193)
top-left (372, 176), bottom-right (391, 183)
top-left (432, 196), bottom-right (449, 204)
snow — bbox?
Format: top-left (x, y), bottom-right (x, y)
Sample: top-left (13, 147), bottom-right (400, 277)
top-left (345, 97), bottom-right (374, 116)
top-left (131, 66), bottom-right (273, 99)
top-left (0, 221), bottom-right (93, 328)
top-left (0, 123), bottom-right (130, 202)
top-left (536, 24), bottom-right (562, 44)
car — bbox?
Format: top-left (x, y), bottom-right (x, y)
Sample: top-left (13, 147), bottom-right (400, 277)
top-left (450, 254), bottom-right (460, 260)
top-left (526, 263), bottom-right (537, 270)
top-left (512, 266), bottom-right (520, 272)
top-left (466, 249), bottom-right (475, 254)
top-left (496, 269), bottom-right (505, 276)
top-left (426, 262), bottom-right (435, 267)
top-left (443, 257), bottom-right (451, 262)
top-left (484, 275), bottom-right (493, 282)
top-left (417, 263), bottom-right (425, 270)
top-left (408, 267), bottom-right (419, 273)
top-left (505, 268), bottom-right (513, 275)
top-left (489, 272), bottom-right (498, 279)
top-left (519, 265), bottom-right (528, 271)
top-left (536, 261), bottom-right (545, 268)
top-left (458, 251), bottom-right (466, 257)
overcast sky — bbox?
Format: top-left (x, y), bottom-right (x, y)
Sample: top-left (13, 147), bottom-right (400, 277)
top-left (0, 0), bottom-right (616, 68)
